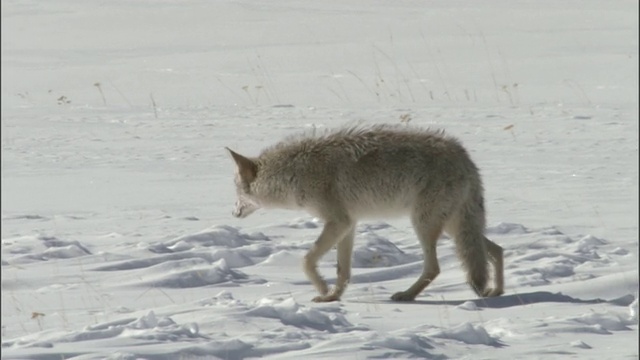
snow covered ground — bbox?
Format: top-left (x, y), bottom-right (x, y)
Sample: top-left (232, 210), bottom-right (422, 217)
top-left (2, 0), bottom-right (638, 359)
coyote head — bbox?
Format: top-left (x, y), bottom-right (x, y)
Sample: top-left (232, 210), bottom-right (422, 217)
top-left (226, 147), bottom-right (261, 218)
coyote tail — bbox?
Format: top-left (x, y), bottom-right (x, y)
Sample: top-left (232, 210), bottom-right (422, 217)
top-left (451, 189), bottom-right (489, 296)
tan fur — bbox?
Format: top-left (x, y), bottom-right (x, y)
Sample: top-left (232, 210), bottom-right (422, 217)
top-left (227, 125), bottom-right (504, 302)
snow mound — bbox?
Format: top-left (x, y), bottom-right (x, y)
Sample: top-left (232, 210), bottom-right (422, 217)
top-left (94, 247), bottom-right (255, 271)
top-left (118, 258), bottom-right (261, 288)
top-left (352, 232), bottom-right (420, 268)
top-left (2, 310), bottom-right (200, 350)
top-left (364, 333), bottom-right (441, 359)
top-left (2, 214), bottom-right (48, 221)
top-left (570, 340), bottom-right (592, 349)
top-left (432, 322), bottom-right (502, 346)
top-left (198, 290), bottom-right (246, 308)
top-left (508, 231), bottom-right (616, 288)
top-left (260, 250), bottom-right (301, 266)
top-left (486, 222), bottom-right (528, 235)
top-left (457, 301), bottom-right (480, 311)
top-left (285, 218), bottom-right (321, 229)
top-left (93, 225), bottom-right (277, 273)
top-left (157, 225), bottom-right (269, 251)
top-left (358, 222), bottom-right (393, 232)
top-left (245, 297), bottom-right (356, 333)
top-left (1, 235), bottom-right (91, 264)
top-left (570, 311), bottom-right (634, 331)
top-left (166, 339), bottom-right (310, 360)
top-left (573, 235), bottom-right (607, 254)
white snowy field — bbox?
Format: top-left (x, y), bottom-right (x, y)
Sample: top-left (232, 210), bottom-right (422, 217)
top-left (1, 0), bottom-right (638, 359)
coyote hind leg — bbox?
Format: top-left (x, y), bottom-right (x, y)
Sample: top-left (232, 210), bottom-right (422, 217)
top-left (391, 214), bottom-right (444, 302)
top-left (483, 236), bottom-right (504, 297)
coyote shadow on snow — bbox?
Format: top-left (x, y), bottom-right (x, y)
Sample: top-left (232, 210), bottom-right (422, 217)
top-left (353, 291), bottom-right (635, 309)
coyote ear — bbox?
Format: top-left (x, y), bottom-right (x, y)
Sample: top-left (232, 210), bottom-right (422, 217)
top-left (225, 147), bottom-right (257, 182)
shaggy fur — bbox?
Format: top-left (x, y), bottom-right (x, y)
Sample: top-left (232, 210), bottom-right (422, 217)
top-left (227, 125), bottom-right (504, 302)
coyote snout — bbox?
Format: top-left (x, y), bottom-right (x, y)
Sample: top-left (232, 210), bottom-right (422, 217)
top-left (226, 125), bottom-right (504, 303)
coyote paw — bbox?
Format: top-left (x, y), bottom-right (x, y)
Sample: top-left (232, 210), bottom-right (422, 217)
top-left (391, 291), bottom-right (416, 302)
top-left (482, 288), bottom-right (503, 297)
top-left (312, 294), bottom-right (341, 303)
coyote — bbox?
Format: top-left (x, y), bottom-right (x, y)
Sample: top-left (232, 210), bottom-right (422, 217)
top-left (226, 125), bottom-right (504, 302)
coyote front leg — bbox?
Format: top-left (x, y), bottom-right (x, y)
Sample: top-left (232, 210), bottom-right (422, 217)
top-left (303, 219), bottom-right (353, 302)
top-left (313, 226), bottom-right (355, 302)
